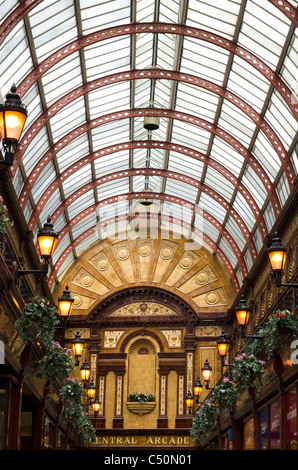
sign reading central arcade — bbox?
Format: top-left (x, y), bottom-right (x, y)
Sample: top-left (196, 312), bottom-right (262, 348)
top-left (93, 434), bottom-right (196, 447)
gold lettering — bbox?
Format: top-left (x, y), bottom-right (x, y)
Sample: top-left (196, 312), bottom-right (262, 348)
top-left (177, 437), bottom-right (183, 444)
top-left (132, 437), bottom-right (138, 444)
top-left (169, 437), bottom-right (176, 445)
top-left (162, 437), bottom-right (168, 444)
top-left (146, 437), bottom-right (154, 444)
top-left (184, 437), bottom-right (190, 444)
top-left (154, 437), bottom-right (161, 444)
top-left (123, 437), bottom-right (131, 444)
top-left (117, 437), bottom-right (123, 444)
top-left (103, 437), bottom-right (109, 445)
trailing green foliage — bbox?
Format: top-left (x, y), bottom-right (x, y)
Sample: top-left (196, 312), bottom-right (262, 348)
top-left (128, 392), bottom-right (156, 402)
top-left (38, 341), bottom-right (74, 385)
top-left (263, 310), bottom-right (298, 359)
top-left (15, 296), bottom-right (60, 347)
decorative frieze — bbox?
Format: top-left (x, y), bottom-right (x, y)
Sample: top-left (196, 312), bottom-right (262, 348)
top-left (160, 330), bottom-right (182, 348)
top-left (103, 330), bottom-right (125, 349)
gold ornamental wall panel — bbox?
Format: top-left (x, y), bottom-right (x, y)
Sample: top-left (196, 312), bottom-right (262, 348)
top-left (53, 232), bottom-right (234, 318)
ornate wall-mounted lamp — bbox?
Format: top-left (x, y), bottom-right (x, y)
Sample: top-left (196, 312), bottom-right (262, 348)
top-left (57, 285), bottom-right (74, 327)
top-left (217, 330), bottom-right (233, 368)
top-left (0, 84), bottom-right (27, 166)
top-left (15, 217), bottom-right (58, 283)
top-left (72, 331), bottom-right (85, 366)
top-left (185, 390), bottom-right (194, 415)
top-left (91, 396), bottom-right (101, 416)
top-left (201, 359), bottom-right (213, 391)
top-left (267, 233), bottom-right (298, 289)
top-left (235, 296), bottom-right (264, 343)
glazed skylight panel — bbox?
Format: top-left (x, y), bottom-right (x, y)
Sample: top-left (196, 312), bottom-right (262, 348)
top-left (0, 0), bottom-right (19, 22)
top-left (80, 0), bottom-right (130, 33)
top-left (67, 190), bottom-right (95, 220)
top-left (30, 160), bottom-right (57, 204)
top-left (28, 1), bottom-right (78, 62)
top-left (96, 178), bottom-right (130, 202)
top-left (62, 164), bottom-right (92, 199)
top-left (76, 233), bottom-right (99, 256)
top-left (203, 166), bottom-right (235, 202)
top-left (56, 135), bottom-right (89, 173)
top-left (162, 202), bottom-right (193, 226)
top-left (84, 36), bottom-right (131, 80)
top-left (227, 56), bottom-right (271, 114)
top-left (217, 101), bottom-right (256, 147)
top-left (186, 0), bottom-right (241, 39)
top-left (71, 212), bottom-right (97, 240)
top-left (98, 199), bottom-right (129, 223)
top-left (208, 138), bottom-right (244, 177)
top-left (164, 179), bottom-right (198, 204)
top-left (40, 53), bottom-right (82, 107)
top-left (20, 84), bottom-right (43, 133)
top-left (49, 96), bottom-right (86, 142)
top-left (233, 193), bottom-right (255, 231)
top-left (153, 78), bottom-right (173, 110)
top-left (276, 172), bottom-right (290, 208)
top-left (55, 253), bottom-right (75, 282)
top-left (134, 79), bottom-right (152, 108)
top-left (238, 0), bottom-right (291, 70)
top-left (264, 91), bottom-right (297, 150)
top-left (38, 190), bottom-right (63, 228)
top-left (136, 0), bottom-right (155, 22)
top-left (88, 82), bottom-right (131, 119)
top-left (136, 34), bottom-right (154, 69)
top-left (180, 38), bottom-right (229, 86)
top-left (252, 133), bottom-right (282, 181)
top-left (52, 233), bottom-right (72, 265)
top-left (167, 152), bottom-right (204, 181)
top-left (199, 193), bottom-right (226, 225)
top-left (196, 217), bottom-right (220, 243)
top-left (92, 119), bottom-right (130, 149)
top-left (159, 0), bottom-right (180, 23)
top-left (155, 35), bottom-right (177, 70)
top-left (171, 121), bottom-right (210, 154)
top-left (94, 150), bottom-right (130, 178)
top-left (242, 166), bottom-right (267, 207)
top-left (175, 83), bottom-right (219, 122)
top-left (21, 126), bottom-right (49, 176)
top-left (219, 237), bottom-right (238, 267)
top-left (1, 22), bottom-right (33, 96)
top-left (280, 30), bottom-right (298, 93)
top-left (263, 201), bottom-right (275, 231)
top-left (225, 217), bottom-right (247, 251)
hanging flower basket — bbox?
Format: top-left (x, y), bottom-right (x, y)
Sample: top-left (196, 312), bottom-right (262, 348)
top-left (190, 400), bottom-right (219, 444)
top-left (59, 378), bottom-right (96, 445)
top-left (15, 296), bottom-right (60, 348)
top-left (231, 353), bottom-right (266, 392)
top-left (211, 376), bottom-right (239, 411)
top-left (38, 341), bottom-right (74, 385)
top-left (263, 310), bottom-right (298, 359)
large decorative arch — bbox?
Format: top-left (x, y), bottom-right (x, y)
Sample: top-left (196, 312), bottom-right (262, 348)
top-left (48, 212), bottom-right (240, 292)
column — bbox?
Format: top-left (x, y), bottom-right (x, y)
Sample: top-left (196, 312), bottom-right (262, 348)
top-left (157, 373), bottom-right (168, 428)
top-left (113, 373), bottom-right (124, 428)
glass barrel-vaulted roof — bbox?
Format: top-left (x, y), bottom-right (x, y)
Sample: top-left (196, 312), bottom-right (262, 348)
top-left (0, 0), bottom-right (297, 294)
